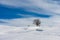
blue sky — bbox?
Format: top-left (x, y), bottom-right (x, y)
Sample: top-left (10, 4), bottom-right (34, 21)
top-left (0, 4), bottom-right (51, 19)
top-left (0, 0), bottom-right (60, 26)
top-left (0, 0), bottom-right (60, 19)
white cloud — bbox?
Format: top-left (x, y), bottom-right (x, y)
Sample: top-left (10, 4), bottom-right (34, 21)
top-left (0, 16), bottom-right (60, 28)
top-left (0, 0), bottom-right (60, 15)
top-left (29, 0), bottom-right (60, 14)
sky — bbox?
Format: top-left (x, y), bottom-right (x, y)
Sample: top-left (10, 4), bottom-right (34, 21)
top-left (0, 0), bottom-right (60, 27)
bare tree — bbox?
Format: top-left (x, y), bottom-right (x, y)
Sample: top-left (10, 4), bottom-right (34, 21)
top-left (33, 19), bottom-right (41, 26)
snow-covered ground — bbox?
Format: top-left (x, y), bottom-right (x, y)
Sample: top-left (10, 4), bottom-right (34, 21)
top-left (0, 16), bottom-right (60, 40)
top-left (0, 24), bottom-right (60, 40)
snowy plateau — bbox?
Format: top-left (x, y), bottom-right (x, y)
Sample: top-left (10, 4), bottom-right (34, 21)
top-left (0, 17), bottom-right (60, 40)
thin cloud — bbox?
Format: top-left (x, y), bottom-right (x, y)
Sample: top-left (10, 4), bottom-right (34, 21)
top-left (0, 0), bottom-right (60, 15)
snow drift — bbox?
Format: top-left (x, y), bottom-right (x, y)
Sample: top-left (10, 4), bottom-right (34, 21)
top-left (0, 24), bottom-right (60, 40)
